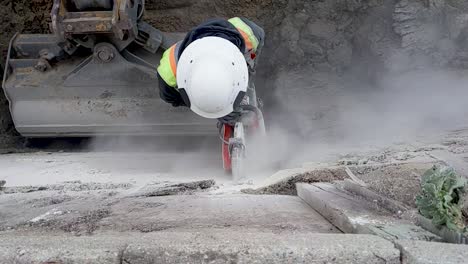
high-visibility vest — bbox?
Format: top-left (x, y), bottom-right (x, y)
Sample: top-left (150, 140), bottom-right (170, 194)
top-left (227, 17), bottom-right (260, 54)
top-left (157, 41), bottom-right (182, 88)
top-left (157, 17), bottom-right (259, 88)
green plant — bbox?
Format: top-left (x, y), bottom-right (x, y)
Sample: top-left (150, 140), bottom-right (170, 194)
top-left (416, 166), bottom-right (467, 232)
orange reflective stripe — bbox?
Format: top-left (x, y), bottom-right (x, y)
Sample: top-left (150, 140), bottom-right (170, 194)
top-left (237, 28), bottom-right (253, 51)
top-left (169, 45), bottom-right (177, 76)
top-left (157, 43), bottom-right (178, 87)
top-left (228, 17), bottom-right (259, 52)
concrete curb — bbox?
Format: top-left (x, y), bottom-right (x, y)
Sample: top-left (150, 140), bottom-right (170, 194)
top-left (296, 182), bottom-right (440, 241)
top-left (0, 231), bottom-right (400, 264)
top-left (297, 182), bottom-right (468, 263)
top-left (417, 215), bottom-right (468, 244)
top-left (0, 232), bottom-right (125, 264)
top-left (395, 240), bottom-right (468, 264)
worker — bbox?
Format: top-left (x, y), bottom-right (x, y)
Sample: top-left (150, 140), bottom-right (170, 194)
top-left (156, 17), bottom-right (264, 124)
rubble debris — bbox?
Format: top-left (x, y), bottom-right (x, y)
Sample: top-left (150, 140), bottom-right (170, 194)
top-left (27, 195), bottom-right (73, 208)
top-left (29, 209), bottom-right (66, 223)
top-left (26, 208), bottom-right (111, 236)
top-left (60, 209), bottom-right (111, 235)
top-left (243, 162), bottom-right (438, 197)
top-left (341, 179), bottom-right (409, 216)
top-left (2, 181), bottom-right (133, 194)
top-left (242, 168), bottom-right (347, 195)
top-left (131, 180), bottom-right (216, 197)
top-left (356, 162), bottom-right (439, 207)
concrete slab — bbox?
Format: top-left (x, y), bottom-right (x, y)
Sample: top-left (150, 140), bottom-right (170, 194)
top-left (396, 240), bottom-right (468, 264)
top-left (0, 192), bottom-right (339, 234)
top-left (107, 194), bottom-right (341, 233)
top-left (0, 231), bottom-right (401, 264)
top-left (297, 182), bottom-right (440, 241)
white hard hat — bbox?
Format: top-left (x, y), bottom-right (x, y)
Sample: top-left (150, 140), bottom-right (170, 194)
top-left (176, 36), bottom-right (249, 119)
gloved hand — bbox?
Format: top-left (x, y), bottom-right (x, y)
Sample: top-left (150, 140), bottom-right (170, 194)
top-left (162, 94), bottom-right (186, 107)
top-left (217, 110), bottom-right (242, 126)
top-left (157, 73), bottom-right (187, 107)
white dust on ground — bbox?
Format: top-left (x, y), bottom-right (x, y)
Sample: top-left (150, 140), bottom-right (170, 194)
top-left (0, 149), bottom-right (276, 193)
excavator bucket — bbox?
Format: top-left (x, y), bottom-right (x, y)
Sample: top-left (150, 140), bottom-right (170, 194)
top-left (2, 0), bottom-right (214, 137)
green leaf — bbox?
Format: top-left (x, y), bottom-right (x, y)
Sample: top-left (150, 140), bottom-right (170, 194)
top-left (416, 166), bottom-right (467, 232)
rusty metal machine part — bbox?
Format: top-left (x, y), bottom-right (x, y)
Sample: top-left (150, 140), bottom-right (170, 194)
top-left (51, 0), bottom-right (145, 51)
top-left (2, 0), bottom-right (214, 137)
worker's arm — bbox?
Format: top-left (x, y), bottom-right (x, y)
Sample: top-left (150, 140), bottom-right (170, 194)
top-left (157, 41), bottom-right (187, 107)
top-left (218, 18), bottom-right (265, 125)
top-left (231, 17), bottom-right (265, 70)
top-left (157, 72), bottom-right (186, 107)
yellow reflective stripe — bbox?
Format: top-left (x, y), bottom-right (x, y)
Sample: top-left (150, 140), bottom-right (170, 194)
top-left (228, 17), bottom-right (259, 52)
top-left (157, 45), bottom-right (177, 87)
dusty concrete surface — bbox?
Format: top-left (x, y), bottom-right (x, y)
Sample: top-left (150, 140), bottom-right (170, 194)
top-left (396, 240), bottom-right (468, 264)
top-left (2, 131), bottom-right (468, 233)
top-left (0, 130), bottom-right (468, 261)
top-left (0, 178), bottom-right (339, 235)
top-left (0, 151), bottom-right (226, 187)
top-left (0, 232), bottom-right (400, 264)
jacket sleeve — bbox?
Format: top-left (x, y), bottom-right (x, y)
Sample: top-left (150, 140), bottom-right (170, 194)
top-left (157, 73), bottom-right (186, 107)
top-left (239, 17), bottom-right (265, 57)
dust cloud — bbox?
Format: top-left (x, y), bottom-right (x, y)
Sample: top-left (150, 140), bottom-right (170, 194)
top-left (254, 65), bottom-right (468, 169)
top-left (86, 135), bottom-right (231, 183)
top-left (86, 64), bottom-right (468, 181)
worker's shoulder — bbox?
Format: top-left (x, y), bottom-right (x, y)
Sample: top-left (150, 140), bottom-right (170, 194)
top-left (235, 17), bottom-right (265, 40)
